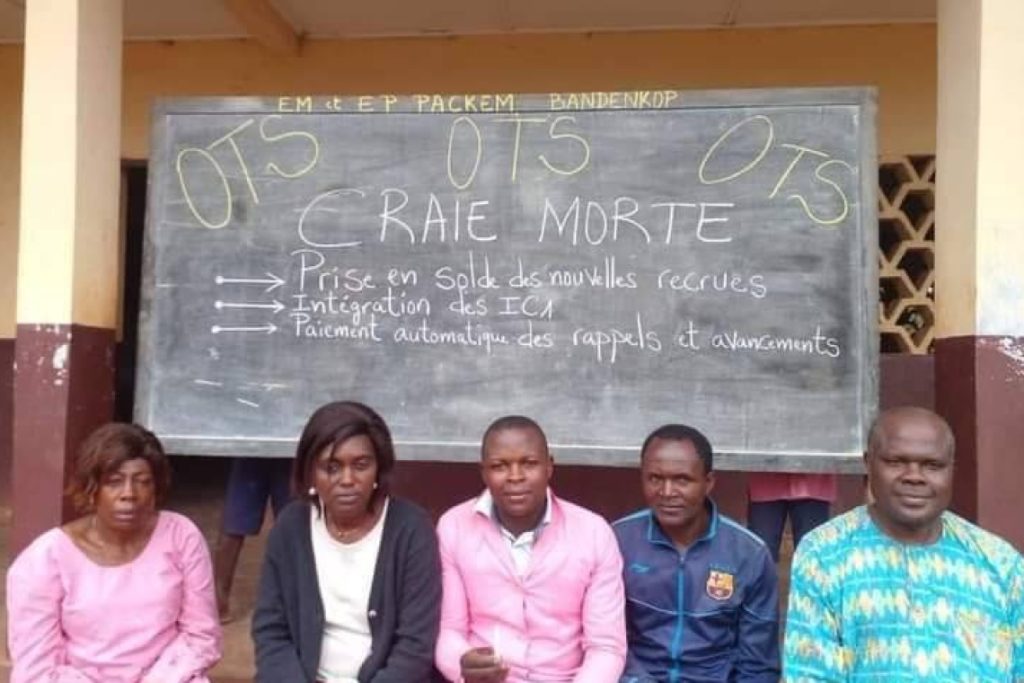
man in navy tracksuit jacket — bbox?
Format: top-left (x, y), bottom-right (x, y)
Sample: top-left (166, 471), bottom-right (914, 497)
top-left (613, 424), bottom-right (779, 682)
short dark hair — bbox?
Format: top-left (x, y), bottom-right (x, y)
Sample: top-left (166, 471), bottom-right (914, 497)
top-left (480, 415), bottom-right (548, 460)
top-left (293, 401), bottom-right (395, 509)
top-left (640, 424), bottom-right (713, 473)
top-left (66, 423), bottom-right (172, 512)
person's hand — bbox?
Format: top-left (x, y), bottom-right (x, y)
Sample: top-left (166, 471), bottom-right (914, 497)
top-left (460, 646), bottom-right (509, 683)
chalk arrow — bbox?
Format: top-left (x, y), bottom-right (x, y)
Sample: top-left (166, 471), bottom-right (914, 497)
top-left (214, 300), bottom-right (285, 314)
top-left (214, 272), bottom-right (285, 293)
top-left (210, 323), bottom-right (278, 335)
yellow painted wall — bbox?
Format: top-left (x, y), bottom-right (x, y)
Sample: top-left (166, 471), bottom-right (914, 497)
top-left (973, 1), bottom-right (1024, 337)
top-left (0, 45), bottom-right (23, 339)
top-left (0, 23), bottom-right (937, 337)
top-left (17, 0), bottom-right (122, 330)
top-left (937, 0), bottom-right (1024, 338)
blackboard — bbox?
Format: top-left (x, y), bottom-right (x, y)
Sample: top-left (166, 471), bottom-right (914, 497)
top-left (137, 88), bottom-right (878, 471)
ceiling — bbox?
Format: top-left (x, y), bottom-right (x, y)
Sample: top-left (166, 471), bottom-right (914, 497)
top-left (0, 0), bottom-right (936, 45)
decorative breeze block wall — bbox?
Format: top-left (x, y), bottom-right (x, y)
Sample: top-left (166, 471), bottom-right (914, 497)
top-left (877, 156), bottom-right (935, 354)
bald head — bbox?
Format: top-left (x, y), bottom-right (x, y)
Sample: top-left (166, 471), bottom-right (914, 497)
top-left (868, 407), bottom-right (955, 461)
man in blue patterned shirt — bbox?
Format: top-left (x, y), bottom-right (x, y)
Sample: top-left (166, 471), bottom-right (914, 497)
top-left (784, 406), bottom-right (1024, 681)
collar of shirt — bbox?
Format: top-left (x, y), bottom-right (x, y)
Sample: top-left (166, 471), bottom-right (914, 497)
top-left (475, 488), bottom-right (553, 576)
top-left (474, 488), bottom-right (553, 538)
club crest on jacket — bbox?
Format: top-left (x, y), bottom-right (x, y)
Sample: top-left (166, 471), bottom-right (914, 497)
top-left (706, 569), bottom-right (734, 600)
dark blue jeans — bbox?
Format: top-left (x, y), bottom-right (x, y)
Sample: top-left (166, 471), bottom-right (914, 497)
top-left (747, 499), bottom-right (830, 562)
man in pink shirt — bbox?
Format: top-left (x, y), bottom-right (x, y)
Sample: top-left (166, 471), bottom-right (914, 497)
top-left (435, 416), bottom-right (626, 683)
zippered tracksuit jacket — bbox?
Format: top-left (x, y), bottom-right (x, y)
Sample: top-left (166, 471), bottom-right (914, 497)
top-left (613, 501), bottom-right (780, 682)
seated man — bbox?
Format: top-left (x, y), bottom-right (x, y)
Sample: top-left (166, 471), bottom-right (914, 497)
top-left (784, 407), bottom-right (1024, 681)
top-left (614, 424), bottom-right (779, 682)
top-left (435, 415), bottom-right (626, 683)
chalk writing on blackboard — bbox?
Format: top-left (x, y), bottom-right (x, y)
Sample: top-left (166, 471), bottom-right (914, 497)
top-left (138, 89), bottom-right (877, 470)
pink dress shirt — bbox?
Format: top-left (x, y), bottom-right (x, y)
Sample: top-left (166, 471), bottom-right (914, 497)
top-left (6, 510), bottom-right (222, 683)
top-left (747, 473), bottom-right (837, 503)
top-left (435, 491), bottom-right (626, 683)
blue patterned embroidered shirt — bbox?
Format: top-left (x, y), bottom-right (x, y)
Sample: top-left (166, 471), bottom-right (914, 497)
top-left (784, 505), bottom-right (1024, 682)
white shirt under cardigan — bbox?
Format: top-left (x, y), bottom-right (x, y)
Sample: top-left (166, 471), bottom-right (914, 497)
top-left (310, 498), bottom-right (389, 683)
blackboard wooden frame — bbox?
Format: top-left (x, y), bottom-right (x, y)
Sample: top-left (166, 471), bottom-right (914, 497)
top-left (137, 87), bottom-right (878, 473)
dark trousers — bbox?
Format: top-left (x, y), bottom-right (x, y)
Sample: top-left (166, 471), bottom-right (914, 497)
top-left (747, 498), bottom-right (830, 562)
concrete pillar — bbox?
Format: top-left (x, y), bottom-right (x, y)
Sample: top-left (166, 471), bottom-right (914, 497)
top-left (935, 0), bottom-right (1024, 550)
top-left (11, 0), bottom-right (122, 553)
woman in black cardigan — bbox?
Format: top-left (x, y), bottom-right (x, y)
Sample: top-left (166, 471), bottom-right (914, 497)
top-left (252, 401), bottom-right (441, 682)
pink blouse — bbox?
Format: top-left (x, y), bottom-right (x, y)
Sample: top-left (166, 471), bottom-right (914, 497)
top-left (747, 473), bottom-right (838, 503)
top-left (6, 510), bottom-right (222, 683)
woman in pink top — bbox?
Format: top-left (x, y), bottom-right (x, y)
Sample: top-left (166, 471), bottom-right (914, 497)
top-left (6, 423), bottom-right (222, 683)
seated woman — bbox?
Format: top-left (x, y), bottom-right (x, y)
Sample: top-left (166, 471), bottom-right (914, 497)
top-left (252, 401), bottom-right (442, 683)
top-left (6, 422), bottom-right (222, 683)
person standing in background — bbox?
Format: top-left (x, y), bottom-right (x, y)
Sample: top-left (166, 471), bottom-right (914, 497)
top-left (214, 456), bottom-right (294, 621)
top-left (746, 472), bottom-right (837, 562)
